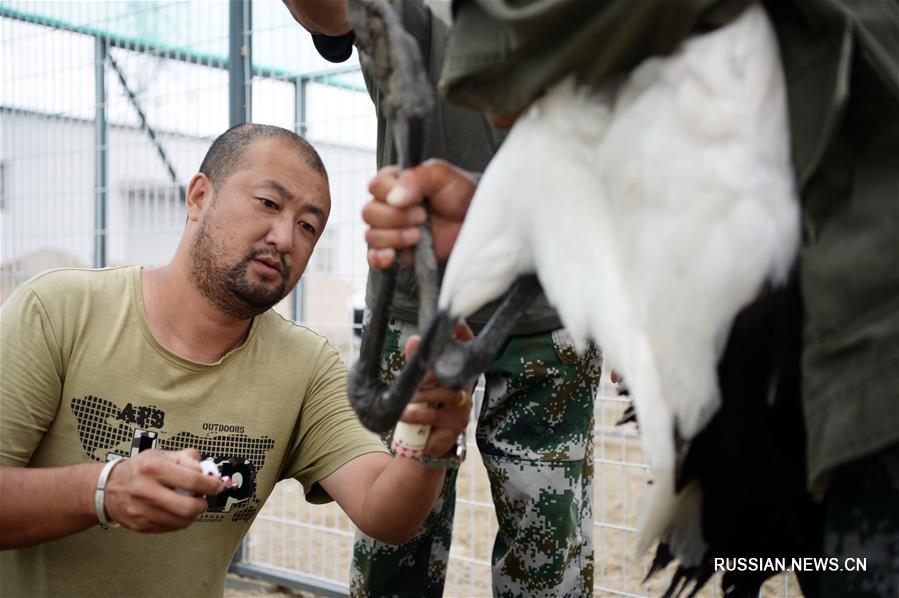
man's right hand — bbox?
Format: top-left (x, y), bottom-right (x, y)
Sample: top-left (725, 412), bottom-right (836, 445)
top-left (104, 449), bottom-right (227, 533)
top-left (362, 159), bottom-right (477, 269)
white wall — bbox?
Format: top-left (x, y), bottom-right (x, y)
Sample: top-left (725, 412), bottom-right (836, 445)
top-left (0, 110), bottom-right (376, 313)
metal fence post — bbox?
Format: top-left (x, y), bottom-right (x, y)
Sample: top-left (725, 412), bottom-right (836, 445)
top-left (228, 0), bottom-right (251, 126)
top-left (295, 76), bottom-right (308, 137)
top-left (292, 76), bottom-right (309, 323)
top-left (228, 0), bottom-right (251, 571)
top-left (94, 35), bottom-right (107, 268)
top-left (231, 535), bottom-right (248, 565)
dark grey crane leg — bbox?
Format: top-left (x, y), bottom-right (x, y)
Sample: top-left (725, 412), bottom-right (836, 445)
top-left (345, 0), bottom-right (438, 433)
top-left (349, 273), bottom-right (542, 433)
top-left (431, 274), bottom-right (543, 389)
top-left (347, 261), bottom-right (399, 433)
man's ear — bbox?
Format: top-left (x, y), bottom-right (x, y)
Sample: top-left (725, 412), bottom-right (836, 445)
top-left (186, 173), bottom-right (213, 222)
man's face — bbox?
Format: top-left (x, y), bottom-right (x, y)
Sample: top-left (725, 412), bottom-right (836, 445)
top-left (189, 137), bottom-right (330, 319)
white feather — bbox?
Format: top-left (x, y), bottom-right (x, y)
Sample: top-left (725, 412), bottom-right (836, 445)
top-left (438, 4), bottom-right (798, 558)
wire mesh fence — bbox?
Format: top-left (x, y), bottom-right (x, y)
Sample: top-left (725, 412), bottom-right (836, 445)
top-left (1, 2), bottom-right (797, 596)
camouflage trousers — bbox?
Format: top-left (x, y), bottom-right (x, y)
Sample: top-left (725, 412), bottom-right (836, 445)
top-left (350, 319), bottom-right (602, 597)
top-left (820, 441), bottom-right (899, 598)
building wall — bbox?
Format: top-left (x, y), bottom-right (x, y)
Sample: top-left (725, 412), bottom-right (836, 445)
top-left (0, 110), bottom-right (375, 328)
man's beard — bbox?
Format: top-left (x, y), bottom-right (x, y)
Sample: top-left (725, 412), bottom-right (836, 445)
top-left (190, 216), bottom-right (291, 320)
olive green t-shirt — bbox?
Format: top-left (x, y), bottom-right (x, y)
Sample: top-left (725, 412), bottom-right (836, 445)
top-left (0, 266), bottom-right (387, 597)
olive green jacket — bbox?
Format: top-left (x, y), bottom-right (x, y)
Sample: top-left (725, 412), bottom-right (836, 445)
top-left (310, 3), bottom-right (564, 334)
top-left (440, 0), bottom-right (899, 492)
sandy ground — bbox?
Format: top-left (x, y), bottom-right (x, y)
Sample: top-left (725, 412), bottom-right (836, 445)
top-left (224, 574), bottom-right (307, 597)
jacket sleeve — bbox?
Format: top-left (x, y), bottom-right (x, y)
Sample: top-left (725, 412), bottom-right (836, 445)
top-left (439, 0), bottom-right (751, 115)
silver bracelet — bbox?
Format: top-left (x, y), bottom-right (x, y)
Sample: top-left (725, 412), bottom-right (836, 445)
top-left (95, 456), bottom-right (124, 529)
top-left (416, 432), bottom-right (467, 470)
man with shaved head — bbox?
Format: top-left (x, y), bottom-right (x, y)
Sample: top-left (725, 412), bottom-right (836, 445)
top-left (0, 123), bottom-right (471, 597)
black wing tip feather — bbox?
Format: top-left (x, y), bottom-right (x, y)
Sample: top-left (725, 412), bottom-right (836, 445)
top-left (648, 274), bottom-right (823, 598)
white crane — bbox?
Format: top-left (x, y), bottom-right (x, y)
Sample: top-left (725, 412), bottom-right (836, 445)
top-left (438, 4), bottom-right (799, 573)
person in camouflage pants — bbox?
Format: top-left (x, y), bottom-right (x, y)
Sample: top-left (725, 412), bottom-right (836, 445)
top-left (350, 318), bottom-right (602, 598)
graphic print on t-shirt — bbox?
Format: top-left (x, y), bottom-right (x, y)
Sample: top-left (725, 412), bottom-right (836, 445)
top-left (71, 394), bottom-right (274, 521)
